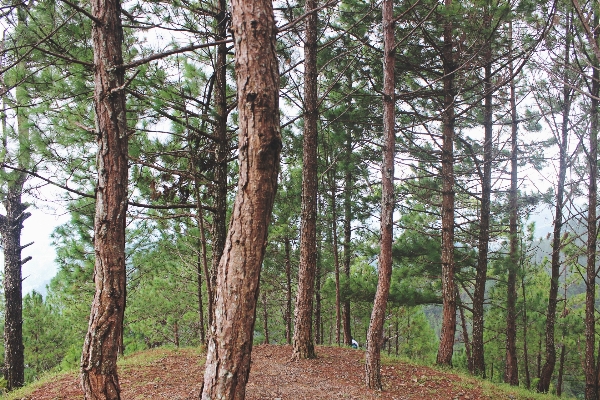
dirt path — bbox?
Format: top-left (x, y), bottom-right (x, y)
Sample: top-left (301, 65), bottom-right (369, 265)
top-left (18, 345), bottom-right (538, 399)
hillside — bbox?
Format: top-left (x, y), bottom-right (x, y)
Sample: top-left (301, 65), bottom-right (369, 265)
top-left (4, 345), bottom-right (567, 399)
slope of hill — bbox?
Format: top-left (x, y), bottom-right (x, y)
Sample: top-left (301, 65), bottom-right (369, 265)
top-left (4, 345), bottom-right (568, 399)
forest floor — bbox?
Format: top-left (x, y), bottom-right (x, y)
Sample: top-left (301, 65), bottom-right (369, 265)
top-left (8, 344), bottom-right (563, 400)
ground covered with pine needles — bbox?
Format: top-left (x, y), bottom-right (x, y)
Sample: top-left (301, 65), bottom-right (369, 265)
top-left (7, 345), bottom-right (566, 399)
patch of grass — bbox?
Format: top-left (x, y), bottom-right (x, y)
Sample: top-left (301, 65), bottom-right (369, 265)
top-left (119, 345), bottom-right (204, 369)
top-left (448, 369), bottom-right (572, 400)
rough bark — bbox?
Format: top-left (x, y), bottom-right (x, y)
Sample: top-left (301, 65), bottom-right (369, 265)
top-left (200, 0), bottom-right (281, 396)
top-left (537, 15), bottom-right (572, 393)
top-left (471, 23), bottom-right (493, 378)
top-left (1, 177), bottom-right (28, 391)
top-left (292, 0), bottom-right (319, 361)
top-left (365, 0), bottom-right (394, 388)
top-left (209, 0), bottom-right (230, 329)
top-left (504, 21), bottom-right (519, 386)
top-left (584, 11), bottom-right (599, 400)
top-left (80, 0), bottom-right (128, 397)
top-left (436, 0), bottom-right (457, 367)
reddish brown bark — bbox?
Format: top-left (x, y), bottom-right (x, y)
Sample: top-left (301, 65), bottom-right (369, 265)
top-left (365, 0), bottom-right (394, 389)
top-left (436, 0), bottom-right (457, 367)
top-left (80, 0), bottom-right (128, 397)
top-left (292, 0), bottom-right (319, 361)
top-left (504, 20), bottom-right (519, 387)
top-left (537, 14), bottom-right (572, 393)
top-left (200, 0), bottom-right (281, 396)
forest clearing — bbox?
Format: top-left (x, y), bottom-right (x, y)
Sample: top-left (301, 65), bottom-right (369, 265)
top-left (3, 345), bottom-right (568, 400)
top-left (1, 0), bottom-right (600, 398)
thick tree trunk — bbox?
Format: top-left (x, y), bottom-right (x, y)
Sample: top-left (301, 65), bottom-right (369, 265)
top-left (365, 0), bottom-right (394, 389)
top-left (537, 15), bottom-right (572, 393)
top-left (437, 0), bottom-right (457, 367)
top-left (505, 21), bottom-right (519, 386)
top-left (209, 0), bottom-right (230, 329)
top-left (584, 11), bottom-right (599, 400)
top-left (471, 30), bottom-right (493, 378)
top-left (342, 133), bottom-right (352, 346)
top-left (200, 0), bottom-right (281, 396)
top-left (80, 0), bottom-right (128, 397)
top-left (292, 0), bottom-right (319, 360)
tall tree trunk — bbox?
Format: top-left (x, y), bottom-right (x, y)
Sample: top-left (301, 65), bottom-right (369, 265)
top-left (342, 133), bottom-right (352, 346)
top-left (522, 275), bottom-right (531, 389)
top-left (504, 20), bottom-right (519, 386)
top-left (200, 0), bottom-right (281, 396)
top-left (0, 23), bottom-right (30, 389)
top-left (584, 11), bottom-right (599, 400)
top-left (365, 0), bottom-right (394, 388)
top-left (437, 0), bottom-right (457, 367)
top-left (209, 0), bottom-right (230, 328)
top-left (471, 15), bottom-right (493, 377)
top-left (292, 0), bottom-right (319, 360)
top-left (80, 0), bottom-right (128, 397)
top-left (285, 237), bottom-right (293, 345)
top-left (315, 242), bottom-right (322, 345)
top-left (331, 172), bottom-right (341, 346)
top-left (537, 14), bottom-right (572, 393)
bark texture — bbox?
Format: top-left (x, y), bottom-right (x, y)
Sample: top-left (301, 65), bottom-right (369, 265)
top-left (200, 0), bottom-right (281, 396)
top-left (1, 177), bottom-right (28, 391)
top-left (436, 0), bottom-right (457, 367)
top-left (80, 0), bottom-right (128, 397)
top-left (209, 0), bottom-right (230, 329)
top-left (537, 15), bottom-right (572, 393)
top-left (365, 0), bottom-right (394, 388)
top-left (292, 0), bottom-right (319, 361)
